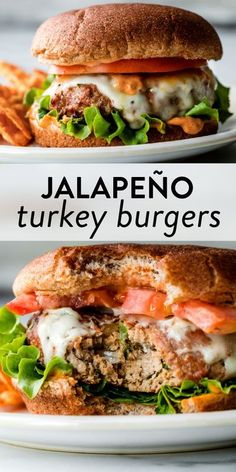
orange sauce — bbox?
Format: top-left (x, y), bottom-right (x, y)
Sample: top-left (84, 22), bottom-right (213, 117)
top-left (167, 116), bottom-right (204, 135)
top-left (112, 74), bottom-right (143, 95)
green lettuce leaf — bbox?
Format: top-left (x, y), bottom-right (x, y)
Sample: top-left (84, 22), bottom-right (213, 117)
top-left (186, 79), bottom-right (233, 124)
top-left (42, 74), bottom-right (55, 90)
top-left (186, 98), bottom-right (219, 122)
top-left (0, 306), bottom-right (72, 399)
top-left (0, 306), bottom-right (18, 334)
top-left (200, 378), bottom-right (236, 395)
top-left (24, 87), bottom-right (42, 106)
top-left (107, 111), bottom-right (126, 143)
top-left (38, 95), bottom-right (52, 120)
top-left (60, 107), bottom-right (166, 146)
top-left (81, 377), bottom-right (236, 414)
top-left (119, 322), bottom-right (128, 344)
top-left (23, 74), bottom-right (55, 107)
top-left (18, 356), bottom-right (72, 399)
top-left (214, 79), bottom-right (233, 123)
top-left (1, 305), bottom-right (236, 406)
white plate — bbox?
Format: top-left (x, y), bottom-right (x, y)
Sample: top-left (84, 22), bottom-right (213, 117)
top-left (0, 89), bottom-right (236, 163)
top-left (0, 410), bottom-right (236, 453)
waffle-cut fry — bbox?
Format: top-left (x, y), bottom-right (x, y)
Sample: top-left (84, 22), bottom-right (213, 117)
top-left (0, 62), bottom-right (47, 91)
top-left (28, 69), bottom-right (47, 88)
top-left (0, 61), bottom-right (47, 145)
top-left (0, 84), bottom-right (23, 102)
top-left (0, 100), bottom-right (32, 146)
top-left (0, 61), bottom-right (31, 91)
top-left (0, 370), bottom-right (24, 408)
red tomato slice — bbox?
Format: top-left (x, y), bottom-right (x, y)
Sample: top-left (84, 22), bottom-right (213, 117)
top-left (172, 300), bottom-right (236, 335)
top-left (6, 294), bottom-right (41, 316)
top-left (50, 58), bottom-right (206, 75)
top-left (121, 289), bottom-right (167, 319)
top-left (81, 289), bottom-right (119, 308)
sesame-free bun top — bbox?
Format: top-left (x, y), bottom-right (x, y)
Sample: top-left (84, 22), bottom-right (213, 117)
top-left (13, 244), bottom-right (236, 306)
top-left (31, 3), bottom-right (222, 66)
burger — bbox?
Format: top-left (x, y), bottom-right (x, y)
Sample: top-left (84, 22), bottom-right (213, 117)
top-left (1, 244), bottom-right (236, 415)
top-left (24, 3), bottom-right (232, 148)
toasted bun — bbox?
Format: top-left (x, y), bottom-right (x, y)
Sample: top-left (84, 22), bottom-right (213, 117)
top-left (22, 376), bottom-right (236, 415)
top-left (32, 4), bottom-right (222, 65)
top-left (29, 114), bottom-right (218, 148)
top-left (13, 244), bottom-right (236, 306)
top-left (22, 376), bottom-right (155, 415)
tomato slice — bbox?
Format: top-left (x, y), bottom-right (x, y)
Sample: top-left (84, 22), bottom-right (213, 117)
top-left (36, 289), bottom-right (120, 310)
top-left (6, 294), bottom-right (41, 316)
top-left (121, 289), bottom-right (167, 319)
top-left (172, 300), bottom-right (236, 335)
top-left (50, 58), bottom-right (206, 75)
top-left (81, 289), bottom-right (119, 308)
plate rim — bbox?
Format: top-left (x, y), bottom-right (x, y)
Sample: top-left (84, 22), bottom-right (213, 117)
top-left (0, 125), bottom-right (236, 157)
top-left (1, 409), bottom-right (236, 431)
top-left (0, 85), bottom-right (236, 159)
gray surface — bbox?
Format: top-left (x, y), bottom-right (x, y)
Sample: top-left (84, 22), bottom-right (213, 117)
top-left (0, 0), bottom-right (236, 25)
top-left (0, 442), bottom-right (236, 472)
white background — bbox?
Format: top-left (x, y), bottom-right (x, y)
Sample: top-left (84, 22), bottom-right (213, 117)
top-left (0, 164), bottom-right (234, 241)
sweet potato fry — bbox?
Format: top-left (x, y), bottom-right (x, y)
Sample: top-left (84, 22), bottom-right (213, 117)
top-left (28, 69), bottom-right (47, 88)
top-left (0, 98), bottom-right (32, 146)
top-left (0, 61), bottom-right (31, 91)
top-left (0, 61), bottom-right (46, 91)
top-left (0, 84), bottom-right (23, 102)
top-left (0, 370), bottom-right (24, 408)
top-left (0, 61), bottom-right (47, 145)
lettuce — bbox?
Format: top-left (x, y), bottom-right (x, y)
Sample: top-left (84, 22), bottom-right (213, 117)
top-left (82, 377), bottom-right (236, 415)
top-left (186, 98), bottom-right (219, 122)
top-left (0, 306), bottom-right (72, 399)
top-left (119, 322), bottom-right (128, 344)
top-left (38, 95), bottom-right (52, 120)
top-left (23, 74), bottom-right (55, 106)
top-left (214, 79), bottom-right (233, 123)
top-left (24, 74), bottom-right (232, 145)
top-left (186, 79), bottom-right (232, 124)
top-left (60, 106), bottom-right (166, 145)
top-left (1, 306), bottom-right (236, 408)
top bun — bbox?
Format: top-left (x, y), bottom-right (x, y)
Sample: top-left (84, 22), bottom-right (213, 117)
top-left (13, 244), bottom-right (236, 306)
top-left (31, 3), bottom-right (222, 65)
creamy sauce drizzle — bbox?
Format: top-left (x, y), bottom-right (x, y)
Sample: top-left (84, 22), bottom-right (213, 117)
top-left (44, 70), bottom-right (215, 127)
top-left (37, 306), bottom-right (236, 378)
top-left (123, 313), bottom-right (236, 377)
top-left (38, 308), bottom-right (95, 364)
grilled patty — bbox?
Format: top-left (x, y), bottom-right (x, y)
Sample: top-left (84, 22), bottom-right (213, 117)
top-left (47, 68), bottom-right (215, 124)
top-left (26, 309), bottom-right (233, 393)
top-left (51, 85), bottom-right (113, 117)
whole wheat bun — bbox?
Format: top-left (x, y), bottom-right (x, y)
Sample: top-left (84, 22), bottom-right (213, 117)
top-left (13, 244), bottom-right (236, 306)
top-left (22, 375), bottom-right (236, 415)
top-left (31, 4), bottom-right (222, 65)
top-left (29, 113), bottom-right (218, 147)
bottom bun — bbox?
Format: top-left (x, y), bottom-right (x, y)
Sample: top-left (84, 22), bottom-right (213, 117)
top-left (30, 116), bottom-right (218, 148)
top-left (21, 376), bottom-right (236, 415)
top-left (22, 377), bottom-right (155, 415)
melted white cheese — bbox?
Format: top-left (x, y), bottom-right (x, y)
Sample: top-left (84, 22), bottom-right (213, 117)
top-left (158, 317), bottom-right (196, 342)
top-left (224, 344), bottom-right (236, 376)
top-left (45, 75), bottom-right (149, 129)
top-left (38, 308), bottom-right (95, 364)
top-left (103, 350), bottom-right (120, 364)
top-left (158, 317), bottom-right (236, 377)
top-left (45, 71), bottom-right (215, 126)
